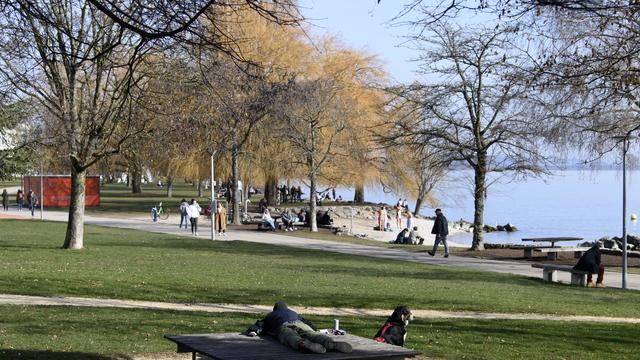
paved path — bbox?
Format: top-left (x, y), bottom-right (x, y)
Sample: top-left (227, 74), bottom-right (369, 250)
top-left (3, 207), bottom-right (640, 290)
top-left (2, 293), bottom-right (639, 324)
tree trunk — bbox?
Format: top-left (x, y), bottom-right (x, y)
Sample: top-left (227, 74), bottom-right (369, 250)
top-left (414, 197), bottom-right (424, 215)
top-left (471, 156), bottom-right (487, 250)
top-left (309, 170), bottom-right (318, 232)
top-left (264, 173), bottom-right (278, 206)
top-left (131, 167), bottom-right (142, 194)
top-left (231, 147), bottom-right (241, 225)
top-left (166, 176), bottom-right (173, 198)
top-left (63, 165), bottom-right (86, 249)
top-left (354, 181), bottom-right (365, 203)
top-left (198, 179), bottom-right (203, 197)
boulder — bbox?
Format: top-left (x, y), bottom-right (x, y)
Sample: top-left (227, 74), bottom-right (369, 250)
top-left (627, 234), bottom-right (640, 247)
top-left (504, 224), bottom-right (517, 232)
top-left (496, 225), bottom-right (504, 231)
top-left (483, 225), bottom-right (497, 232)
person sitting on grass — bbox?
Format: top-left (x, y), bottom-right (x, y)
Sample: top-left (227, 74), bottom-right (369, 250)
top-left (408, 226), bottom-right (424, 245)
top-left (393, 228), bottom-right (409, 244)
top-left (245, 301), bottom-right (352, 354)
top-left (574, 243), bottom-right (605, 288)
top-left (262, 209), bottom-right (277, 231)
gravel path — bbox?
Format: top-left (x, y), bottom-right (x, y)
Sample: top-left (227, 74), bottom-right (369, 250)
top-left (2, 293), bottom-right (639, 324)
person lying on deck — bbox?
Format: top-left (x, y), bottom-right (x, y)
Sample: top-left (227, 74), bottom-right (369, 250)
top-left (244, 301), bottom-right (352, 354)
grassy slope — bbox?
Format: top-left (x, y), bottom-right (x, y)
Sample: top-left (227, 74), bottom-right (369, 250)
top-left (2, 219), bottom-right (640, 317)
top-left (0, 305), bottom-right (638, 360)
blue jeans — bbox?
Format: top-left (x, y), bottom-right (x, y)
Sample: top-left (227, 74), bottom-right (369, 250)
top-left (432, 234), bottom-right (449, 255)
top-left (180, 211), bottom-right (188, 228)
top-left (264, 219), bottom-right (276, 230)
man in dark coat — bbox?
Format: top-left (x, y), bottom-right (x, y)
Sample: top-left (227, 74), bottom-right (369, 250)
top-left (245, 301), bottom-right (352, 354)
top-left (428, 208), bottom-right (449, 257)
top-left (574, 244), bottom-right (605, 288)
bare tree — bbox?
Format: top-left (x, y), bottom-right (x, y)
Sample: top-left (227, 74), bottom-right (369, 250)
top-left (0, 1), bottom-right (158, 249)
top-left (386, 24), bottom-right (550, 250)
top-left (276, 79), bottom-right (348, 232)
top-left (388, 1), bottom-right (640, 152)
top-left (197, 59), bottom-right (279, 224)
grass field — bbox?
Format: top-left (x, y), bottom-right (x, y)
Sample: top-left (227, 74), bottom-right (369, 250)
top-left (3, 219), bottom-right (640, 359)
top-left (2, 219), bottom-right (640, 317)
top-left (1, 305), bottom-right (638, 360)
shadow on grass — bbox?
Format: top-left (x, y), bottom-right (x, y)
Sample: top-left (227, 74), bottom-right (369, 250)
top-left (0, 349), bottom-right (125, 360)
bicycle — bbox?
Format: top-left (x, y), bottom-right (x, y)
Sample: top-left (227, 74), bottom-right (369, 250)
top-left (151, 202), bottom-right (170, 221)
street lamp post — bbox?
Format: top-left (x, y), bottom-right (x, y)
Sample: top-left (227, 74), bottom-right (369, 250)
top-left (613, 134), bottom-right (634, 289)
top-left (209, 149), bottom-right (217, 241)
top-left (40, 161), bottom-right (44, 221)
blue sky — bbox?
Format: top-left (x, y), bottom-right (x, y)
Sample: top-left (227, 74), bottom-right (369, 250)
top-left (298, 0), bottom-right (421, 83)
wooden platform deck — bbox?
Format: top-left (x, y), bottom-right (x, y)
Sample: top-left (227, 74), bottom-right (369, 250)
top-left (165, 332), bottom-right (420, 360)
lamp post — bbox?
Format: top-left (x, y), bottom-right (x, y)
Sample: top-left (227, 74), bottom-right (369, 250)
top-left (39, 161), bottom-right (44, 221)
top-left (613, 134), bottom-right (634, 289)
top-left (209, 149), bottom-right (217, 241)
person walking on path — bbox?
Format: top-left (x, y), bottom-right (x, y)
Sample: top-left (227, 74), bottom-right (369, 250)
top-left (26, 189), bottom-right (33, 212)
top-left (245, 301), bottom-right (352, 354)
top-left (2, 189), bottom-right (8, 211)
top-left (187, 199), bottom-right (202, 236)
top-left (179, 198), bottom-right (189, 229)
top-left (574, 243), bottom-right (605, 288)
top-left (428, 208), bottom-right (449, 257)
top-left (30, 193), bottom-right (38, 217)
top-left (215, 202), bottom-right (227, 236)
top-left (16, 189), bottom-right (24, 211)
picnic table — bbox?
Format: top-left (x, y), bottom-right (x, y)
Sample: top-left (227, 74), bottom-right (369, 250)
top-left (165, 332), bottom-right (420, 360)
top-left (520, 237), bottom-right (584, 260)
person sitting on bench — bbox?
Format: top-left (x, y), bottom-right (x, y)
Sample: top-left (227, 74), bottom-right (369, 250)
top-left (245, 301), bottom-right (352, 354)
top-left (574, 243), bottom-right (605, 288)
top-left (281, 208), bottom-right (294, 231)
top-left (262, 209), bottom-right (277, 231)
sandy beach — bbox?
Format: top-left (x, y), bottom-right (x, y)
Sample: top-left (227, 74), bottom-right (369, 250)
top-left (328, 206), bottom-right (467, 247)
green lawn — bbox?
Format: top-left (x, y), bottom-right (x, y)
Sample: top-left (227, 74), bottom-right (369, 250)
top-left (84, 182), bottom-right (213, 216)
top-left (0, 305), bottom-right (638, 360)
top-left (2, 219), bottom-right (640, 318)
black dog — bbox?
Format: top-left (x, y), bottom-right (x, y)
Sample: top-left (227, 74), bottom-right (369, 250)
top-left (373, 305), bottom-right (415, 347)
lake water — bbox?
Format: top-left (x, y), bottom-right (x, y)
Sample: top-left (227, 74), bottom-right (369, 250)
top-left (331, 170), bottom-right (640, 246)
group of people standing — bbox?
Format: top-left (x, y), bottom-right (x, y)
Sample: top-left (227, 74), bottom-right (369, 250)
top-left (2, 188), bottom-right (39, 217)
top-left (279, 184), bottom-right (303, 203)
top-left (377, 199), bottom-right (411, 232)
top-left (178, 198), bottom-right (228, 237)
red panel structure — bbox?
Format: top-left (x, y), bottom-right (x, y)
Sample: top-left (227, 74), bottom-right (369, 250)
top-left (22, 175), bottom-right (101, 208)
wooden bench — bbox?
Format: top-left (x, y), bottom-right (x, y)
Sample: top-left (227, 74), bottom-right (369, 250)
top-left (534, 247), bottom-right (591, 260)
top-left (531, 264), bottom-right (589, 286)
top-left (166, 332), bottom-right (420, 360)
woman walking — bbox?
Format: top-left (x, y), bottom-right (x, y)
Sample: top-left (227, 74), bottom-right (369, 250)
top-left (187, 199), bottom-right (202, 236)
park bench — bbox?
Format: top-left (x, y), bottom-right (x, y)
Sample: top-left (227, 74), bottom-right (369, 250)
top-left (534, 247), bottom-right (591, 260)
top-left (531, 263), bottom-right (589, 286)
top-left (165, 332), bottom-right (420, 360)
